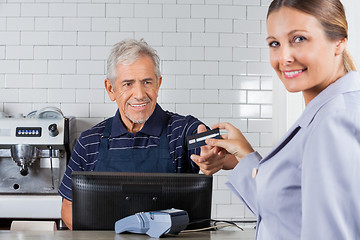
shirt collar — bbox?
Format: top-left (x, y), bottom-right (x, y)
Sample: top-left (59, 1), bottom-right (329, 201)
top-left (296, 71), bottom-right (360, 128)
top-left (110, 103), bottom-right (167, 137)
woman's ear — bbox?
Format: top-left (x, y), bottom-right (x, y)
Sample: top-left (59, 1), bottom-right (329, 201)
top-left (104, 78), bottom-right (116, 102)
top-left (335, 38), bottom-right (347, 56)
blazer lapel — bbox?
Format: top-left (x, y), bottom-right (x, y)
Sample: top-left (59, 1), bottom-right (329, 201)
top-left (261, 125), bottom-right (301, 163)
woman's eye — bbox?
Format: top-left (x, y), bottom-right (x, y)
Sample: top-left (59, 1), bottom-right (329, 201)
top-left (268, 41), bottom-right (280, 48)
top-left (294, 36), bottom-right (306, 43)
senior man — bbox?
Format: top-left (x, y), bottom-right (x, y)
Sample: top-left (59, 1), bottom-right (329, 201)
top-left (58, 38), bottom-right (228, 230)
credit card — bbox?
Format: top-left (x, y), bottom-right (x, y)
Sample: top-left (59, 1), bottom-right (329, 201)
top-left (187, 128), bottom-right (221, 150)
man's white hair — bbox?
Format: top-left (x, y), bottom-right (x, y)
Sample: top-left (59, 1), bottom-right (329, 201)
top-left (106, 38), bottom-right (161, 85)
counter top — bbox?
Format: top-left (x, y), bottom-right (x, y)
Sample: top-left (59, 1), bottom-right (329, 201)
top-left (0, 228), bottom-right (256, 240)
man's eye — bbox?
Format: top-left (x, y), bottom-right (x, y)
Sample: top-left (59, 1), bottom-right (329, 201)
top-left (124, 82), bottom-right (131, 87)
top-left (143, 80), bottom-right (154, 86)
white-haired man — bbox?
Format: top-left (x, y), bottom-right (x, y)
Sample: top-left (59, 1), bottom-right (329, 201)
top-left (58, 39), bottom-right (235, 229)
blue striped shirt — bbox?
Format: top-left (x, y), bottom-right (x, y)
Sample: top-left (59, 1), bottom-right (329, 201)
top-left (58, 104), bottom-right (204, 201)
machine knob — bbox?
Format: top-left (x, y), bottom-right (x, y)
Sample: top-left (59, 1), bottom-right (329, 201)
top-left (48, 124), bottom-right (59, 137)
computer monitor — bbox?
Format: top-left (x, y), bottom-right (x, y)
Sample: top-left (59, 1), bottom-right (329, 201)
top-left (72, 171), bottom-right (213, 230)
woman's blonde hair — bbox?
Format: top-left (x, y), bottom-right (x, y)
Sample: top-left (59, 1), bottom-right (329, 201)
top-left (267, 0), bottom-right (357, 72)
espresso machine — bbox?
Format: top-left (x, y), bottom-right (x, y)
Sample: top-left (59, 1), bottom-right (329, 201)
top-left (0, 107), bottom-right (76, 226)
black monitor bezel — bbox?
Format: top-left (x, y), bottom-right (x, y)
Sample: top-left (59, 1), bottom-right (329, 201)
top-left (72, 171), bottom-right (213, 230)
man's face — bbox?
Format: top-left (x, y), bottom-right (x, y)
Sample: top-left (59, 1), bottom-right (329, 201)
top-left (105, 55), bottom-right (162, 132)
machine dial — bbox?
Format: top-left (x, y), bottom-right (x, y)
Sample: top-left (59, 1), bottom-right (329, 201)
top-left (36, 107), bottom-right (64, 119)
top-left (48, 124), bottom-right (59, 137)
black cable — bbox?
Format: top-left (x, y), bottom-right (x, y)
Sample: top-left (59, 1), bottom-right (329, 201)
top-left (212, 220), bottom-right (244, 231)
top-left (186, 218), bottom-right (245, 231)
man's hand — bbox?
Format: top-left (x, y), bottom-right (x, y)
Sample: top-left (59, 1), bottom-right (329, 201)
top-left (190, 124), bottom-right (238, 175)
top-left (61, 198), bottom-right (73, 230)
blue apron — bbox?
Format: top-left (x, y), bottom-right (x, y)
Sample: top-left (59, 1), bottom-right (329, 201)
top-left (94, 117), bottom-right (176, 173)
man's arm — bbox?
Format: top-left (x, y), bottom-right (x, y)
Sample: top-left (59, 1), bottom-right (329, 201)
top-left (61, 198), bottom-right (73, 230)
top-left (58, 132), bottom-right (89, 230)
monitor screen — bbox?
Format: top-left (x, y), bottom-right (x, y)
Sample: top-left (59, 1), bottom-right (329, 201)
top-left (72, 171), bottom-right (213, 230)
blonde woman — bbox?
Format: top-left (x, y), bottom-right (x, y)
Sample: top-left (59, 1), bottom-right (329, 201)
top-left (192, 0), bottom-right (360, 239)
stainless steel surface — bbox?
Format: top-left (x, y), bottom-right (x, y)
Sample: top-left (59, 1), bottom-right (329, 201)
top-left (0, 155), bottom-right (65, 194)
top-left (0, 149), bottom-right (61, 158)
top-left (0, 229), bottom-right (256, 240)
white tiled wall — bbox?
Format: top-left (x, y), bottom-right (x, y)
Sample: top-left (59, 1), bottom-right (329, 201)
top-left (0, 0), bottom-right (274, 222)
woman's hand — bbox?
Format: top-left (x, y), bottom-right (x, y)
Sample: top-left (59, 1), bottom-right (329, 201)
top-left (190, 123), bottom-right (253, 175)
top-left (205, 122), bottom-right (254, 161)
top-left (189, 124), bottom-right (228, 175)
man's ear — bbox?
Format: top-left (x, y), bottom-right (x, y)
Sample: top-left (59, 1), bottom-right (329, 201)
top-left (335, 38), bottom-right (347, 56)
top-left (157, 76), bottom-right (162, 89)
top-left (104, 78), bottom-right (116, 102)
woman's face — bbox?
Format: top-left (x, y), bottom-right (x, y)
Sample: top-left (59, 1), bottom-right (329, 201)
top-left (266, 7), bottom-right (346, 105)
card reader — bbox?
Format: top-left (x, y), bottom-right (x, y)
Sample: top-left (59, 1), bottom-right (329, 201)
top-left (115, 208), bottom-right (189, 238)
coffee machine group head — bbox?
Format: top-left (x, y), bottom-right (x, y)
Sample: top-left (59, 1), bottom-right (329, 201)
top-left (10, 144), bottom-right (38, 176)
